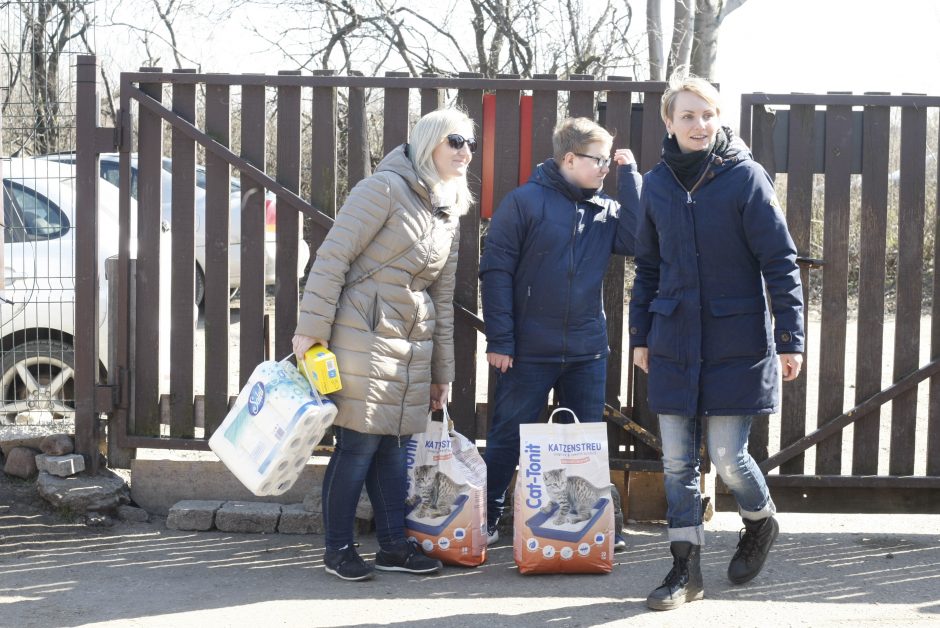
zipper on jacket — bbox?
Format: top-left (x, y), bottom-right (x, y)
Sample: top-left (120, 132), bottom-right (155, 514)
top-left (665, 158), bottom-right (714, 205)
top-left (561, 202), bottom-right (578, 362)
top-left (399, 216), bottom-right (439, 440)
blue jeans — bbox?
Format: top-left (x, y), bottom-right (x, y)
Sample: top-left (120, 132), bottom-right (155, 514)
top-left (484, 357), bottom-right (607, 527)
top-left (659, 414), bottom-right (776, 545)
top-left (322, 425), bottom-right (408, 551)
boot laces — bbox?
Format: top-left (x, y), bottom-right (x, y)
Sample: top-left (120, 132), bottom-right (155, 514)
top-left (734, 524), bottom-right (763, 561)
top-left (662, 559), bottom-right (688, 589)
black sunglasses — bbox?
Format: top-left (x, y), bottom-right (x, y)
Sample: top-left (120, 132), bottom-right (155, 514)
top-left (446, 134), bottom-right (477, 153)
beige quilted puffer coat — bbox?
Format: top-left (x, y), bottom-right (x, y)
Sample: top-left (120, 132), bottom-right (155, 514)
top-left (296, 146), bottom-right (460, 437)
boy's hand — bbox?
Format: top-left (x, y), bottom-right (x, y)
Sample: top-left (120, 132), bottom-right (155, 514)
top-left (487, 352), bottom-right (514, 373)
top-left (633, 347), bottom-right (649, 373)
top-left (613, 149), bottom-right (636, 166)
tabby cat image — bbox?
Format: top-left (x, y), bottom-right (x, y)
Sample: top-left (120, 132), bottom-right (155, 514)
top-left (408, 465), bottom-right (469, 518)
top-left (541, 468), bottom-right (609, 525)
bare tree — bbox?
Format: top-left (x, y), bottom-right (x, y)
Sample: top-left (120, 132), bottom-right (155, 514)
top-left (646, 0), bottom-right (664, 80)
top-left (667, 0), bottom-right (693, 78)
top-left (690, 0), bottom-right (748, 79)
top-left (1, 0), bottom-right (93, 154)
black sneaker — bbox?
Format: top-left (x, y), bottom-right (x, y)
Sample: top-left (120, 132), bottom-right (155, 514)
top-left (375, 540), bottom-right (442, 574)
top-left (324, 544), bottom-right (374, 582)
top-left (486, 523), bottom-right (499, 546)
top-left (727, 516), bottom-right (779, 584)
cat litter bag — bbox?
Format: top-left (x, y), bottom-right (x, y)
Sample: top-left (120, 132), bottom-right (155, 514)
top-left (404, 406), bottom-right (487, 567)
top-left (513, 408), bottom-right (614, 574)
top-left (209, 356), bottom-right (337, 496)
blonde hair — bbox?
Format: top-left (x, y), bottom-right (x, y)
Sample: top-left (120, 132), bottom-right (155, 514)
top-left (660, 72), bottom-right (722, 123)
top-left (408, 108), bottom-right (475, 216)
top-left (552, 117), bottom-right (613, 162)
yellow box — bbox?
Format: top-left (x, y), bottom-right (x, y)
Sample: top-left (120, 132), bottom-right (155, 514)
top-left (300, 345), bottom-right (343, 395)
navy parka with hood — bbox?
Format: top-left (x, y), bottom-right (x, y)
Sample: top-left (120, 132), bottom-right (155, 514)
top-left (480, 159), bottom-right (640, 363)
top-left (629, 134), bottom-right (804, 418)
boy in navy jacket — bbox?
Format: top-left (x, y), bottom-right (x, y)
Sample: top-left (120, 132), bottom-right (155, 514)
top-left (480, 117), bottom-right (641, 545)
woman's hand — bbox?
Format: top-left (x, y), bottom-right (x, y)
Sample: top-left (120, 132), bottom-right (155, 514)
top-left (613, 148), bottom-right (636, 166)
top-left (487, 352), bottom-right (514, 373)
top-left (633, 347), bottom-right (649, 373)
top-left (780, 353), bottom-right (803, 381)
top-left (293, 334), bottom-right (327, 362)
top-left (430, 383), bottom-right (449, 411)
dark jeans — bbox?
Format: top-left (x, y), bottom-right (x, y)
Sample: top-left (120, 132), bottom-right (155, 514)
top-left (322, 425), bottom-right (408, 551)
top-left (483, 357), bottom-right (613, 527)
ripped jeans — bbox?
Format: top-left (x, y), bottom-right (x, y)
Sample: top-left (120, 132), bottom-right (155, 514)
top-left (659, 414), bottom-right (776, 545)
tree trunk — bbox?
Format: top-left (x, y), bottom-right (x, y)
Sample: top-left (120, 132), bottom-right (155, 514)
top-left (667, 0), bottom-right (694, 78)
top-left (691, 0), bottom-right (748, 80)
top-left (647, 0), bottom-right (664, 80)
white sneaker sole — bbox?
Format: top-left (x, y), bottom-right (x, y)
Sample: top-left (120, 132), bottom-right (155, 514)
top-left (324, 566), bottom-right (374, 581)
top-left (374, 564), bottom-right (441, 574)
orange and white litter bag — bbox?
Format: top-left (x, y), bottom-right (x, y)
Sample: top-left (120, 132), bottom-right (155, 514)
top-left (513, 408), bottom-right (614, 574)
top-left (404, 407), bottom-right (487, 567)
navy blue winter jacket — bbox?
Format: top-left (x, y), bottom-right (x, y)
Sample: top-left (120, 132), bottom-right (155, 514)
top-left (629, 136), bottom-right (804, 417)
top-left (480, 159), bottom-right (641, 362)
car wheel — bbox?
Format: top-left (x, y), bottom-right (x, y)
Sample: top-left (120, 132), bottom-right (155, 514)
top-left (195, 264), bottom-right (206, 307)
top-left (0, 339), bottom-right (76, 425)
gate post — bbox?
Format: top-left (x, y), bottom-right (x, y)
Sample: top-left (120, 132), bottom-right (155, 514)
top-left (74, 55), bottom-right (102, 472)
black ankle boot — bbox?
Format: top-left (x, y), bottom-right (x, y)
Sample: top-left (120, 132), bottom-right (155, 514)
top-left (646, 541), bottom-right (704, 611)
top-left (727, 516), bottom-right (779, 584)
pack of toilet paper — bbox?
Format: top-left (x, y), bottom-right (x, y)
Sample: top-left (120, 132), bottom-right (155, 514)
top-left (209, 358), bottom-right (337, 496)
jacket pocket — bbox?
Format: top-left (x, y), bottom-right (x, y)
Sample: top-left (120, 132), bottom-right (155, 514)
top-left (647, 297), bottom-right (681, 361)
top-left (705, 295), bottom-right (771, 360)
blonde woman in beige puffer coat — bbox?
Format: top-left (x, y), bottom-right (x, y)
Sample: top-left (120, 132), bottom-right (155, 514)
top-left (292, 108), bottom-right (475, 582)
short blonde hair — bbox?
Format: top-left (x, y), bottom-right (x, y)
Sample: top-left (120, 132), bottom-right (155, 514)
top-left (408, 107), bottom-right (475, 216)
top-left (552, 117), bottom-right (613, 162)
top-left (660, 73), bottom-right (721, 124)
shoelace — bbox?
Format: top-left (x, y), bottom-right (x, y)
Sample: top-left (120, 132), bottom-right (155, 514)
top-left (734, 526), bottom-right (763, 561)
top-left (662, 560), bottom-right (688, 589)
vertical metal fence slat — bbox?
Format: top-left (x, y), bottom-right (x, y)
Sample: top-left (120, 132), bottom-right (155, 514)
top-left (631, 87), bottom-right (666, 460)
top-left (487, 76), bottom-right (522, 431)
top-left (170, 69), bottom-right (196, 438)
top-left (638, 89), bottom-right (665, 173)
top-left (815, 101), bottom-right (853, 475)
top-left (780, 103), bottom-right (815, 475)
top-left (852, 101), bottom-right (890, 475)
top-left (568, 74), bottom-right (595, 119)
top-left (420, 74), bottom-right (443, 116)
top-left (383, 71), bottom-right (410, 156)
top-left (890, 102), bottom-right (927, 476)
top-left (204, 81), bottom-right (231, 433)
top-left (347, 71), bottom-right (371, 191)
top-left (310, 71), bottom-right (338, 448)
top-left (239, 83), bottom-right (267, 387)
top-left (930, 118), bottom-right (940, 477)
top-left (135, 69), bottom-right (165, 437)
top-left (530, 74), bottom-right (558, 174)
top-left (747, 105), bottom-right (777, 464)
top-left (310, 70), bottom-right (338, 256)
top-left (454, 75), bottom-right (484, 440)
top-left (602, 77), bottom-right (632, 454)
top-left (275, 72), bottom-right (302, 360)
top-left (74, 55), bottom-right (100, 469)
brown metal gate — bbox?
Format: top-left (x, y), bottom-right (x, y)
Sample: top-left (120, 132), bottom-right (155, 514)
top-left (735, 93), bottom-right (940, 512)
top-left (72, 55), bottom-right (667, 477)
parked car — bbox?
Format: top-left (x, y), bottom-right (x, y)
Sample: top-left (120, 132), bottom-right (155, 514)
top-left (1, 158), bottom-right (172, 424)
top-left (39, 152), bottom-right (309, 304)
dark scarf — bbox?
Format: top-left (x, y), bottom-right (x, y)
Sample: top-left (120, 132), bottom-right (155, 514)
top-left (540, 158), bottom-right (599, 202)
top-left (662, 125), bottom-right (733, 190)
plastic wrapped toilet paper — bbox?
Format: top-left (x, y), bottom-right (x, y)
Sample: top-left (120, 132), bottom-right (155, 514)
top-left (209, 359), bottom-right (337, 496)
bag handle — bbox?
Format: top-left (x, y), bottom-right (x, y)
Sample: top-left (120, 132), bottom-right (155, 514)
top-left (548, 407), bottom-right (580, 424)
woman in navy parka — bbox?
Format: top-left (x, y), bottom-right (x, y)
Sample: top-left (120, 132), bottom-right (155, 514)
top-left (629, 75), bottom-right (805, 611)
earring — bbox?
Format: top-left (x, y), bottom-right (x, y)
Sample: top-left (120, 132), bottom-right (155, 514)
top-left (668, 132), bottom-right (673, 139)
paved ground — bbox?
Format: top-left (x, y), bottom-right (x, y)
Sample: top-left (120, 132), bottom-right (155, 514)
top-left (2, 481), bottom-right (939, 628)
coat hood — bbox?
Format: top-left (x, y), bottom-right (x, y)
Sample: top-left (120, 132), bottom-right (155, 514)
top-left (374, 144), bottom-right (433, 207)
